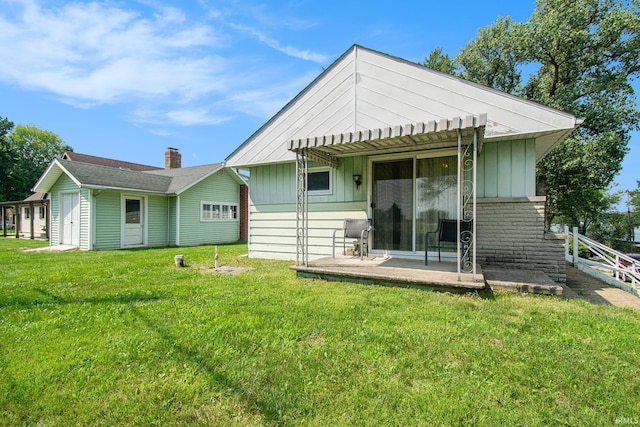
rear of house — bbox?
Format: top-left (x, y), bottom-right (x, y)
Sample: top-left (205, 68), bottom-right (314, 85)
top-left (226, 45), bottom-right (581, 282)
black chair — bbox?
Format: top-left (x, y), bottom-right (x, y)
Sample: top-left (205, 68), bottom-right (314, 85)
top-left (332, 218), bottom-right (371, 261)
top-left (425, 219), bottom-right (473, 265)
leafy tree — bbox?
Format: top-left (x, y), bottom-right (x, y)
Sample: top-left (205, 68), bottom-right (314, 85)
top-left (423, 47), bottom-right (458, 74)
top-left (520, 0), bottom-right (639, 229)
top-left (1, 124), bottom-right (72, 201)
top-left (456, 16), bottom-right (522, 94)
top-left (0, 117), bottom-right (16, 202)
top-left (423, 0), bottom-right (640, 230)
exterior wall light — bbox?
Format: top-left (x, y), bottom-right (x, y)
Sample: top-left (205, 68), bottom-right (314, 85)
top-left (353, 174), bottom-right (362, 189)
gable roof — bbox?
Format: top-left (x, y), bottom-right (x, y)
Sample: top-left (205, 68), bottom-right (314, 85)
top-left (62, 151), bottom-right (161, 171)
top-left (145, 163), bottom-right (245, 194)
top-left (226, 44), bottom-right (580, 168)
top-left (32, 159), bottom-right (243, 195)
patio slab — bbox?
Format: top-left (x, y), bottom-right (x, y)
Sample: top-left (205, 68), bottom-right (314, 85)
top-left (24, 245), bottom-right (77, 253)
top-left (291, 255), bottom-right (485, 292)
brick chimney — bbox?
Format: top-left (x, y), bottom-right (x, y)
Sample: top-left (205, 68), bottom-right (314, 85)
top-left (165, 147), bottom-right (181, 169)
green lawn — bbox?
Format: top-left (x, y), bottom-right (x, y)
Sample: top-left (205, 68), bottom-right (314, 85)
top-left (1, 239), bottom-right (638, 426)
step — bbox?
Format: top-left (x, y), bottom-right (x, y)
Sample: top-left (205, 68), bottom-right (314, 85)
top-left (483, 269), bottom-right (563, 295)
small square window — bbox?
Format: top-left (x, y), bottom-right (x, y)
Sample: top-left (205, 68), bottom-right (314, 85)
top-left (307, 167), bottom-right (332, 195)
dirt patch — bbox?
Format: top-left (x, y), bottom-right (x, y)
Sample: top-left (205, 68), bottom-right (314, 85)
top-left (205, 266), bottom-right (253, 275)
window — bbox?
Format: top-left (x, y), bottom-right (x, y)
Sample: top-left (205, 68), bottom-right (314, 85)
top-left (125, 199), bottom-right (141, 224)
top-left (23, 207), bottom-right (30, 219)
top-left (201, 202), bottom-right (238, 221)
top-left (308, 167), bottom-right (332, 195)
top-left (39, 207), bottom-right (46, 219)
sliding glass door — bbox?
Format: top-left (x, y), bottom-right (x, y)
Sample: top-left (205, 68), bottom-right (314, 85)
top-left (371, 154), bottom-right (457, 254)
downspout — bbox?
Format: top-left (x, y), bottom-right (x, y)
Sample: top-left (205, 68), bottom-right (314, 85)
top-left (176, 195), bottom-right (180, 246)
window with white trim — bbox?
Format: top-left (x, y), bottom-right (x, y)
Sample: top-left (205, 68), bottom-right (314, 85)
top-left (307, 167), bottom-right (333, 195)
top-left (201, 202), bottom-right (238, 221)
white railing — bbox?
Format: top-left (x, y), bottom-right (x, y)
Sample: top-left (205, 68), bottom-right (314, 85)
top-left (565, 226), bottom-right (640, 297)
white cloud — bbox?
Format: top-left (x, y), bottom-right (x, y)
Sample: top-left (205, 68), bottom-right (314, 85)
top-left (132, 107), bottom-right (232, 127)
top-left (0, 0), bottom-right (333, 135)
top-left (0, 0), bottom-right (227, 104)
top-left (223, 70), bottom-right (320, 118)
top-left (229, 23), bottom-right (329, 64)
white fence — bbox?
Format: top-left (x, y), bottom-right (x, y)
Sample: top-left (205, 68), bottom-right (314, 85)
top-left (565, 226), bottom-right (639, 297)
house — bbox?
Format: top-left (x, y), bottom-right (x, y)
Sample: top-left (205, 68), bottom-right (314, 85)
top-left (1, 152), bottom-right (166, 241)
top-left (225, 45), bottom-right (581, 283)
top-left (1, 193), bottom-right (49, 240)
top-left (32, 148), bottom-right (248, 250)
top-left (18, 192), bottom-right (49, 239)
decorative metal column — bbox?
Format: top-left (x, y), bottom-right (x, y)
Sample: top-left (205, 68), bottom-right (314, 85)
top-left (295, 150), bottom-right (309, 266)
top-left (461, 133), bottom-right (477, 279)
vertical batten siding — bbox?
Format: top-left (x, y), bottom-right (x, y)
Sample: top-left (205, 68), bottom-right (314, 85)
top-left (249, 156), bottom-right (367, 206)
top-left (147, 195), bottom-right (168, 247)
top-left (477, 139), bottom-right (536, 198)
top-left (94, 191), bottom-right (121, 250)
top-left (49, 175), bottom-right (81, 247)
top-left (178, 171), bottom-right (240, 246)
top-left (248, 156), bottom-right (368, 260)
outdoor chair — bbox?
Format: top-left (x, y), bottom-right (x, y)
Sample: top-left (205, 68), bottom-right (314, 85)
top-left (332, 218), bottom-right (372, 261)
top-left (425, 219), bottom-right (473, 265)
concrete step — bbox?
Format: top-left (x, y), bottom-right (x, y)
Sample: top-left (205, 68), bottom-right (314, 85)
top-left (483, 268), bottom-right (563, 295)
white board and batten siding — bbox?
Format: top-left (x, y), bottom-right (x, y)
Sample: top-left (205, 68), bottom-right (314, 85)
top-left (178, 170), bottom-right (240, 246)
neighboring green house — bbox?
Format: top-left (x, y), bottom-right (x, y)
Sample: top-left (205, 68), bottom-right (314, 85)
top-left (226, 45), bottom-right (582, 282)
top-left (32, 151), bottom-right (246, 250)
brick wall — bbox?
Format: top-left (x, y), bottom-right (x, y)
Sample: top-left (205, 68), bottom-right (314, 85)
top-left (239, 184), bottom-right (248, 242)
top-left (476, 197), bottom-right (566, 283)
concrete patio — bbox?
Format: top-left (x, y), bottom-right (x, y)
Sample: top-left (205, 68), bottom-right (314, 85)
top-left (290, 255), bottom-right (486, 293)
top-left (291, 254), bottom-right (572, 296)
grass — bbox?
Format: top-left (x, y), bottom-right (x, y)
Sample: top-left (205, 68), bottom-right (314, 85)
top-left (1, 238), bottom-right (639, 426)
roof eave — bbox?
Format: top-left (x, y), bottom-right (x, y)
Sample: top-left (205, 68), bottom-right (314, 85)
top-left (32, 159), bottom-right (81, 193)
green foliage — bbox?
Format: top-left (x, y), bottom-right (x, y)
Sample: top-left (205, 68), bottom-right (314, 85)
top-left (0, 117), bottom-right (15, 202)
top-left (1, 240), bottom-right (639, 426)
top-left (457, 16), bottom-right (522, 93)
top-left (423, 47), bottom-right (458, 74)
top-left (0, 123), bottom-right (72, 202)
top-left (423, 0), bottom-right (640, 230)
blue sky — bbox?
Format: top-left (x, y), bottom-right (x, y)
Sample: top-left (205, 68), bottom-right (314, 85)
top-left (1, 0), bottom-right (638, 199)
